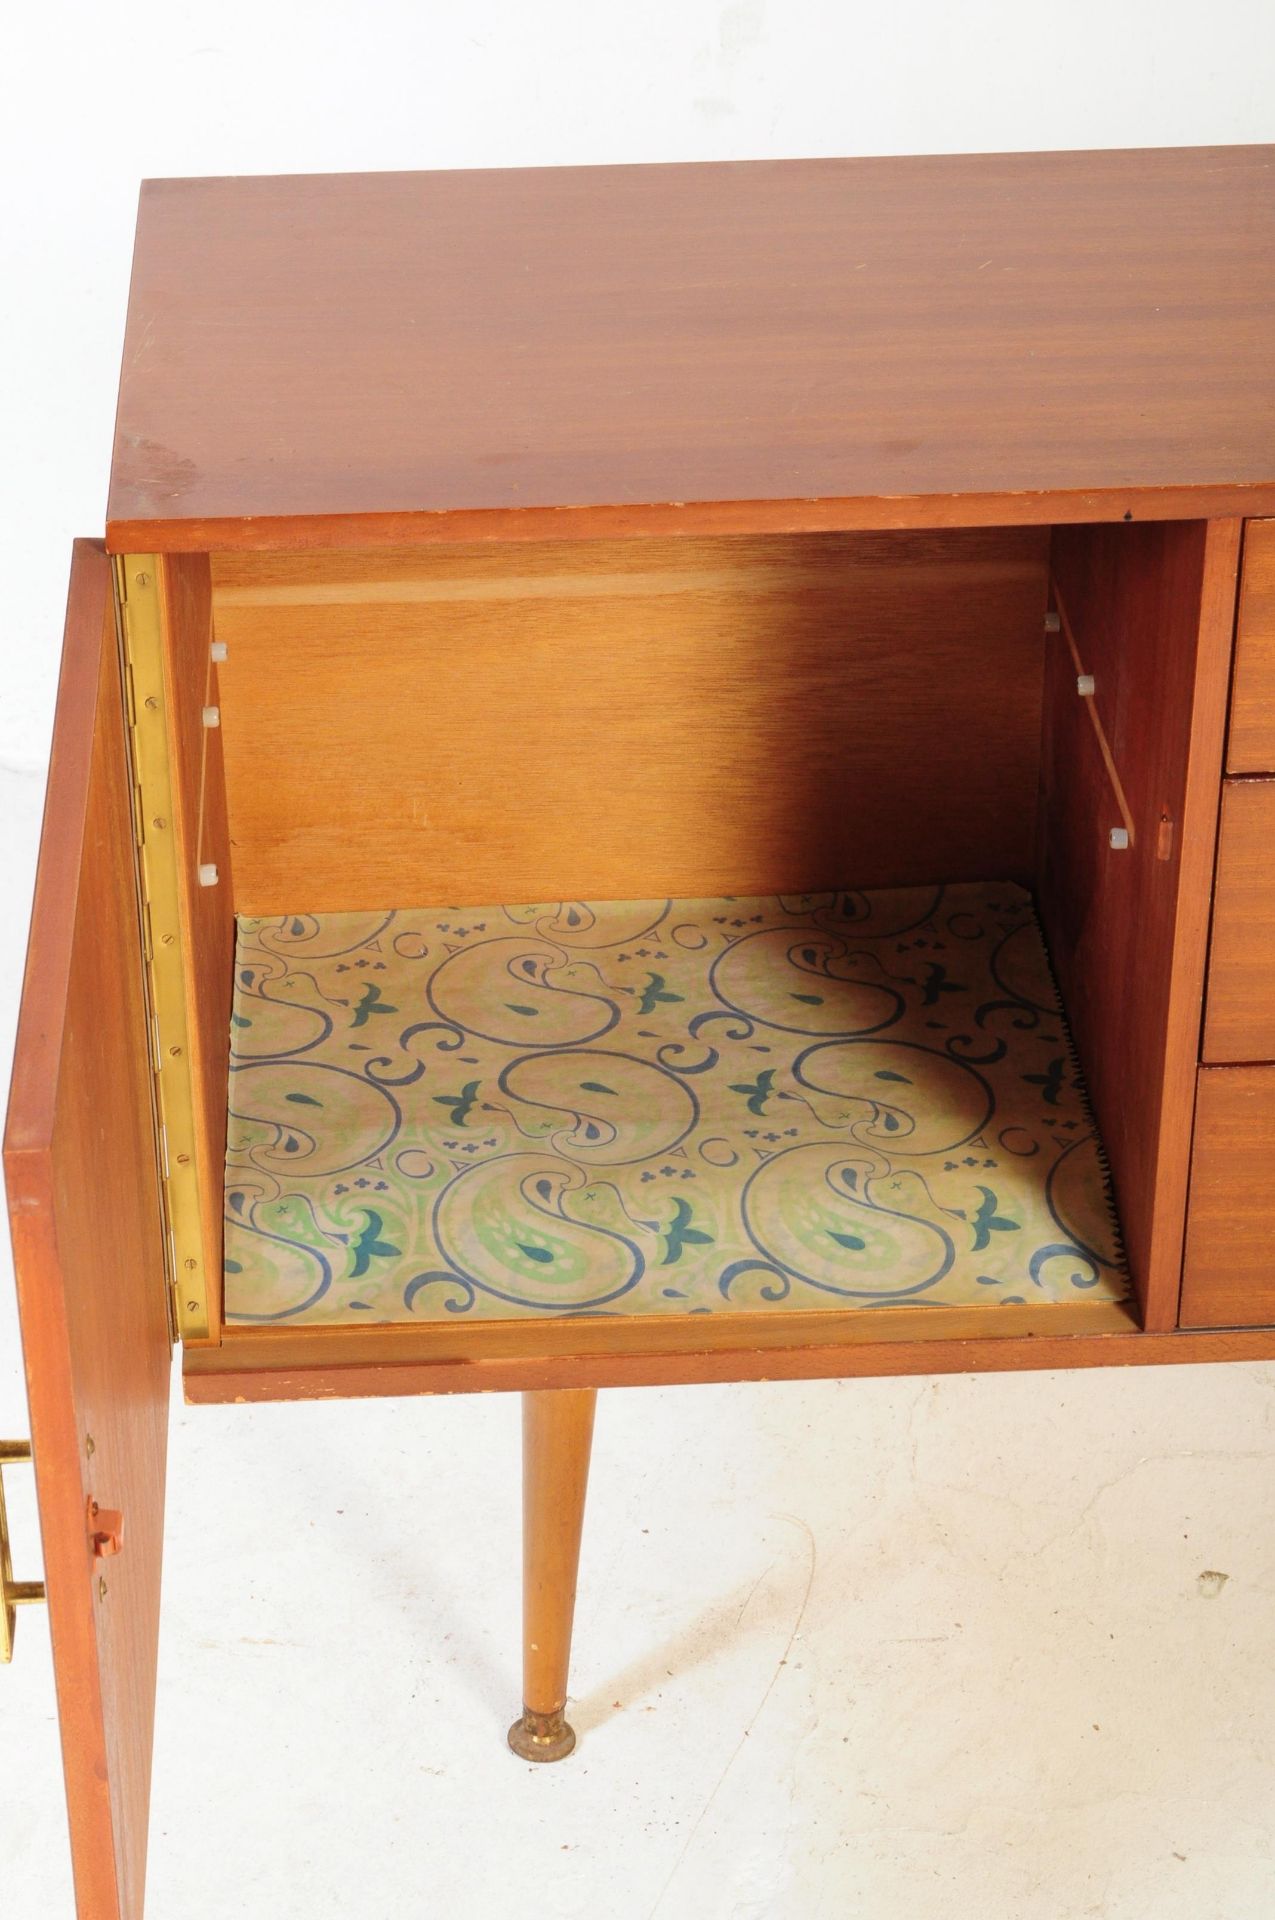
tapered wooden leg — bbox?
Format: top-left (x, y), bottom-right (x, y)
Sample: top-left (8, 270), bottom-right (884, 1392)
top-left (507, 1387), bottom-right (597, 1762)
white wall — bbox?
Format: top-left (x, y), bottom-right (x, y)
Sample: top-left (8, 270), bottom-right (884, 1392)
top-left (2, 0), bottom-right (1274, 774)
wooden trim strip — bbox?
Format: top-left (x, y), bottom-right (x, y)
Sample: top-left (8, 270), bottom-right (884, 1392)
top-left (184, 1321), bottom-right (1275, 1403)
top-left (215, 1298), bottom-right (1137, 1368)
top-left (107, 485), bottom-right (1275, 557)
top-left (1158, 518), bottom-right (1245, 1327)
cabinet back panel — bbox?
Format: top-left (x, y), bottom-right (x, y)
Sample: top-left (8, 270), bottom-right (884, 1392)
top-left (211, 530), bottom-right (1047, 913)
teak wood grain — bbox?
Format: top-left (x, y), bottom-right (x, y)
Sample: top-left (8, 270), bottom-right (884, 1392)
top-left (1039, 520), bottom-right (1240, 1330)
top-left (158, 554), bottom-right (234, 1341)
top-left (110, 149), bottom-right (1275, 552)
top-left (211, 530), bottom-right (1047, 911)
top-left (1180, 1066), bottom-right (1275, 1328)
top-left (1203, 777), bottom-right (1275, 1061)
top-left (1229, 519), bottom-right (1275, 772)
top-left (3, 544), bottom-right (171, 1920)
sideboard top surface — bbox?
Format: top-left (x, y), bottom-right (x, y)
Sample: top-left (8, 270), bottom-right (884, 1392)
top-left (108, 145), bottom-right (1275, 550)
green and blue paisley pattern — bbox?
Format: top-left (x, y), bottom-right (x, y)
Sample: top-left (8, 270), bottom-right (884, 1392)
top-left (223, 883), bottom-right (1128, 1323)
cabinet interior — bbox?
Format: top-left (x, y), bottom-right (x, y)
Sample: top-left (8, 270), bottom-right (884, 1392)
top-left (159, 520), bottom-right (1218, 1349)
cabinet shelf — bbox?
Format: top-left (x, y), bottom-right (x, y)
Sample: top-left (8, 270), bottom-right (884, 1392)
top-left (224, 879), bottom-right (1129, 1333)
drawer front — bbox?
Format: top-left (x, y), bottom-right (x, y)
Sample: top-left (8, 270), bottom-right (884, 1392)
top-left (1203, 777), bottom-right (1275, 1062)
top-left (1181, 1066), bottom-right (1275, 1327)
top-left (1230, 519), bottom-right (1275, 773)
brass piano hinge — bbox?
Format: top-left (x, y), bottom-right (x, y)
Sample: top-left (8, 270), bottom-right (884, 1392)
top-left (114, 556), bottom-right (209, 1343)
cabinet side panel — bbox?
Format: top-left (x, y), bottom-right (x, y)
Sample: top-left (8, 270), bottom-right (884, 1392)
top-left (1038, 520), bottom-right (1239, 1328)
top-left (4, 543), bottom-right (171, 1920)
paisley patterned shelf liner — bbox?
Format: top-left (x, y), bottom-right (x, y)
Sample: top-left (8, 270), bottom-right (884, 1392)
top-left (223, 881), bottom-right (1129, 1326)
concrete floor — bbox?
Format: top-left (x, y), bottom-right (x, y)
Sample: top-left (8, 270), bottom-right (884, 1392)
top-left (2, 760), bottom-right (1274, 1919)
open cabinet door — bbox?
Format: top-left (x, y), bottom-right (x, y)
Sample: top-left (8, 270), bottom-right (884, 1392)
top-left (4, 542), bottom-right (171, 1920)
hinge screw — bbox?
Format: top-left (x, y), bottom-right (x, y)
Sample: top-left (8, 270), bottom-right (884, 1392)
top-left (134, 572), bottom-right (150, 588)
top-left (85, 1434), bottom-right (96, 1458)
top-left (98, 1578), bottom-right (108, 1601)
top-left (144, 695), bottom-right (159, 712)
top-left (169, 1044), bottom-right (182, 1058)
top-left (184, 1258), bottom-right (198, 1271)
top-left (187, 1302), bottom-right (198, 1314)
top-left (152, 817), bottom-right (167, 831)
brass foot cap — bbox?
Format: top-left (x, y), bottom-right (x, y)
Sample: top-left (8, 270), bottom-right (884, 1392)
top-left (507, 1708), bottom-right (577, 1763)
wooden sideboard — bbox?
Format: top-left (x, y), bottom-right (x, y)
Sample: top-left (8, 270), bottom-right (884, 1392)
top-left (4, 147), bottom-right (1275, 1917)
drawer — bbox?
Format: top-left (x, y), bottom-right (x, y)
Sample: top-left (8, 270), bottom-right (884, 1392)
top-left (1229, 519), bottom-right (1275, 773)
top-left (1202, 777), bottom-right (1275, 1062)
top-left (1180, 1066), bottom-right (1275, 1327)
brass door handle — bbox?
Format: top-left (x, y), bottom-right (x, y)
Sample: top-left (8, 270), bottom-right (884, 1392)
top-left (1, 1441), bottom-right (47, 1664)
